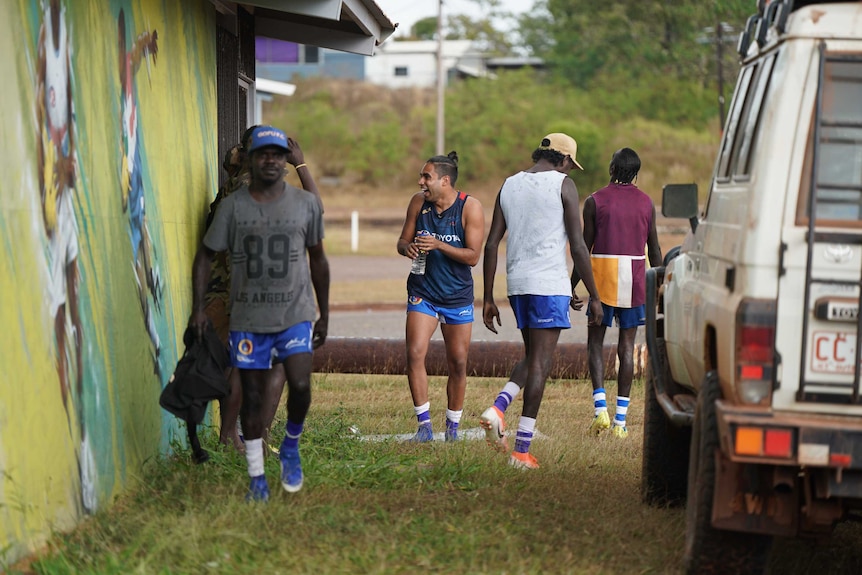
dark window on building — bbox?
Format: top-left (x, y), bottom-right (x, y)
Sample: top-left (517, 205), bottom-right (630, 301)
top-left (394, 66), bottom-right (408, 77)
top-left (304, 45), bottom-right (319, 64)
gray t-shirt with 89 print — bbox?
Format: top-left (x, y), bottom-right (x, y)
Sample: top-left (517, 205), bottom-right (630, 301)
top-left (203, 183), bottom-right (324, 333)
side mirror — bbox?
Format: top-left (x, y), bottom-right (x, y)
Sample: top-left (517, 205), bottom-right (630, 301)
top-left (662, 183), bottom-right (699, 233)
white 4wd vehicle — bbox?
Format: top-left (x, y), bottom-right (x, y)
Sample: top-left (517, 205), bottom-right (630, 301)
top-left (642, 1), bottom-right (862, 572)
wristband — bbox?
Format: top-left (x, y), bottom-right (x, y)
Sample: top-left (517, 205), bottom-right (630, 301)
top-left (295, 163), bottom-right (307, 170)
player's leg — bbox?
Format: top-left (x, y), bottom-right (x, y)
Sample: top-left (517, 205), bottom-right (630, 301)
top-left (272, 322), bottom-right (314, 493)
top-left (439, 314), bottom-right (472, 441)
top-left (480, 297), bottom-right (532, 452)
top-left (239, 367), bottom-right (271, 501)
top-left (218, 367), bottom-right (244, 452)
top-left (260, 362), bottom-right (287, 446)
top-left (278, 352), bottom-right (312, 493)
top-left (611, 308), bottom-right (641, 438)
top-left (510, 327), bottom-right (561, 469)
top-left (405, 304), bottom-right (439, 441)
top-left (588, 302), bottom-right (613, 436)
top-left (207, 297), bottom-right (244, 452)
top-left (587, 323), bottom-right (611, 435)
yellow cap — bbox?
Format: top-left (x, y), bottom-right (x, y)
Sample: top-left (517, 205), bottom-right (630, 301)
top-left (540, 133), bottom-right (584, 170)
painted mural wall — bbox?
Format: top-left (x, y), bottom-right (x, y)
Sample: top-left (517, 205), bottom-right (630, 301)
top-left (0, 0), bottom-right (217, 562)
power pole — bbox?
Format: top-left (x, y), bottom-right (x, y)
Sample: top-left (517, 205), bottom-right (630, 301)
top-left (435, 0), bottom-right (445, 155)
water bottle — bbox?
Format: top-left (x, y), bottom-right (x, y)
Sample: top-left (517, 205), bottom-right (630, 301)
top-left (410, 230), bottom-right (430, 275)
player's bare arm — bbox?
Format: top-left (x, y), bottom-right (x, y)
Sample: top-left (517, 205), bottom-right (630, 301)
top-left (397, 192), bottom-right (425, 259)
top-left (561, 179), bottom-right (603, 326)
top-left (190, 244), bottom-right (216, 340)
top-left (308, 242), bottom-right (330, 349)
top-left (482, 192), bottom-right (507, 333)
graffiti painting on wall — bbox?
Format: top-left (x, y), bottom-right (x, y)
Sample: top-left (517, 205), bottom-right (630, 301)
top-left (2, 0), bottom-right (216, 558)
top-left (28, 0), bottom-right (172, 516)
top-left (35, 0), bottom-right (96, 513)
top-left (118, 7), bottom-right (163, 376)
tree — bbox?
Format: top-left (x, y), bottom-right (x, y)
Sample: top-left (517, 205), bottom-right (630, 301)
top-left (410, 17), bottom-right (437, 41)
top-left (446, 13), bottom-right (513, 55)
top-left (399, 0), bottom-right (520, 55)
top-left (533, 0), bottom-right (751, 87)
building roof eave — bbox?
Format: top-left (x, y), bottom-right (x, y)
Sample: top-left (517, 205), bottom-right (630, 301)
top-left (237, 0), bottom-right (396, 56)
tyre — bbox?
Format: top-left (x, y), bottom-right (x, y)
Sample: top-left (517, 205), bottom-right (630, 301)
top-left (641, 340), bottom-right (691, 507)
top-left (684, 371), bottom-right (772, 574)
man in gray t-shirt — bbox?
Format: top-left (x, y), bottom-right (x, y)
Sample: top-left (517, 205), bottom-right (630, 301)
top-left (191, 126), bottom-right (329, 502)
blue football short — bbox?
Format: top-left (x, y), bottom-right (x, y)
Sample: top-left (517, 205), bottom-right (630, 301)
top-left (586, 301), bottom-right (646, 329)
top-left (228, 321), bottom-right (313, 369)
top-left (508, 294), bottom-right (571, 330)
top-left (407, 295), bottom-right (474, 325)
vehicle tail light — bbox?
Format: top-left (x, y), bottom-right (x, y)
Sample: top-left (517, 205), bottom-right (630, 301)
top-left (733, 426), bottom-right (793, 459)
top-left (735, 299), bottom-right (777, 405)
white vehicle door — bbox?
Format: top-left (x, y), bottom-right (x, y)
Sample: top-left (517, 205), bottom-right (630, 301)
top-left (774, 46), bottom-right (862, 412)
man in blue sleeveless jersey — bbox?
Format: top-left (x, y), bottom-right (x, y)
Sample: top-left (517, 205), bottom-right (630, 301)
top-left (397, 151), bottom-right (485, 442)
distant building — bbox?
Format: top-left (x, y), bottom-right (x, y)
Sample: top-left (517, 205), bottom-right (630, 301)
top-left (256, 38), bottom-right (543, 89)
top-left (486, 56), bottom-right (545, 73)
top-left (364, 39), bottom-right (484, 88)
top-left (256, 37), bottom-right (366, 82)
top-left (254, 77), bottom-right (296, 124)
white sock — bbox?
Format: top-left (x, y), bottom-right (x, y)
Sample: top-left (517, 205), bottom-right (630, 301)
top-left (593, 389), bottom-right (608, 415)
top-left (413, 401), bottom-right (430, 417)
top-left (495, 381), bottom-right (521, 412)
top-left (615, 396), bottom-right (630, 427)
top-left (245, 438), bottom-right (264, 477)
top-left (445, 409), bottom-right (462, 424)
top-left (514, 416), bottom-right (537, 453)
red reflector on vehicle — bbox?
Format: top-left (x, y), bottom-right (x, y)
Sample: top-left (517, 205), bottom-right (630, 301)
top-left (764, 429), bottom-right (792, 458)
top-left (830, 453), bottom-right (851, 467)
top-left (740, 364), bottom-right (764, 379)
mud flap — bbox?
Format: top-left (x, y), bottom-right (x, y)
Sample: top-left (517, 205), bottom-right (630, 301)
top-left (712, 456), bottom-right (798, 537)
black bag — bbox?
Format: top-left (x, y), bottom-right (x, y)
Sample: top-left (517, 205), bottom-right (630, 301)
top-left (159, 325), bottom-right (231, 463)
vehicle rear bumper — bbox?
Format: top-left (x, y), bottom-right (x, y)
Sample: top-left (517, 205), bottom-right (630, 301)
top-left (716, 400), bottom-right (862, 471)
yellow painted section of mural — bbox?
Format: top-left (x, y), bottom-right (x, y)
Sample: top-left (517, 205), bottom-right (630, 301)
top-left (0, 0), bottom-right (216, 563)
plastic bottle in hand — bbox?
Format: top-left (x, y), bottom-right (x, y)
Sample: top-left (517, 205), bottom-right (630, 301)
top-left (410, 230), bottom-right (431, 275)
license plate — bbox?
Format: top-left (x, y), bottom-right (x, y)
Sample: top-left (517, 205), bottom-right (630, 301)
top-left (811, 331), bottom-right (857, 374)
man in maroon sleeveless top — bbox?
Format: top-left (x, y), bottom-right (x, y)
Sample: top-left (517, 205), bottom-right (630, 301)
top-left (573, 148), bottom-right (662, 438)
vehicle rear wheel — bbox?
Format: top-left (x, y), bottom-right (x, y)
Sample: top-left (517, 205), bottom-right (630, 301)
top-left (684, 371), bottom-right (772, 574)
top-left (641, 340), bottom-right (691, 507)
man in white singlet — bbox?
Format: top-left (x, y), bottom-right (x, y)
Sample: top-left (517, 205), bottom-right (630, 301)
top-left (480, 133), bottom-right (603, 470)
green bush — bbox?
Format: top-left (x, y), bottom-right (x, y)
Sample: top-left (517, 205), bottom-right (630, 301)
top-left (268, 90), bottom-right (355, 178)
top-left (346, 113), bottom-right (411, 184)
top-left (264, 71), bottom-right (721, 199)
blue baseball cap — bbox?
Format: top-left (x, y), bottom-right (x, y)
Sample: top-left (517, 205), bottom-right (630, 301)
top-left (247, 126), bottom-right (289, 153)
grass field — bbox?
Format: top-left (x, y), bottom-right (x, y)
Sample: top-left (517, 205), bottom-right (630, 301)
top-left (18, 376), bottom-right (862, 575)
top-left (15, 170), bottom-right (862, 574)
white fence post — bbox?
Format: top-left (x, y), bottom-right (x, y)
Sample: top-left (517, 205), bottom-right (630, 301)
top-left (351, 210), bottom-right (359, 253)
